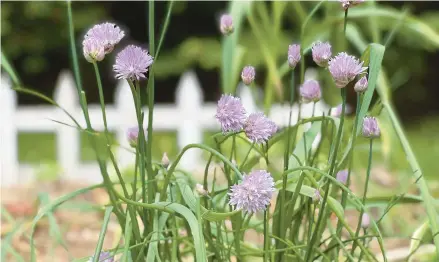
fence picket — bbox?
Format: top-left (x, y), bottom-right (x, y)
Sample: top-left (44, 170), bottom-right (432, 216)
top-left (0, 70), bottom-right (329, 187)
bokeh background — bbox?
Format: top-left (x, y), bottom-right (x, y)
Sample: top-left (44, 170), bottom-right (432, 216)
top-left (2, 1), bottom-right (439, 180)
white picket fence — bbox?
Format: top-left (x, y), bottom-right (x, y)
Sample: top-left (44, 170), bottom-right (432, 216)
top-left (0, 70), bottom-right (329, 187)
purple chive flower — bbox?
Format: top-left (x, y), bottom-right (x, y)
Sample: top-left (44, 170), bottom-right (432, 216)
top-left (328, 52), bottom-right (368, 88)
top-left (244, 112), bottom-right (277, 143)
top-left (83, 38), bottom-right (105, 63)
top-left (354, 76), bottom-right (368, 93)
top-left (312, 41), bottom-right (332, 67)
top-left (340, 0), bottom-right (365, 10)
top-left (113, 45), bottom-right (154, 81)
top-left (84, 22), bottom-right (124, 54)
top-left (288, 44), bottom-right (301, 69)
top-left (331, 103), bottom-right (353, 118)
top-left (336, 170), bottom-right (348, 184)
top-left (362, 116), bottom-right (380, 138)
top-left (215, 94), bottom-right (247, 133)
top-left (228, 170), bottom-right (275, 213)
top-left (220, 14), bottom-right (234, 35)
top-left (88, 251), bottom-right (114, 262)
top-left (241, 66), bottom-right (256, 85)
top-left (127, 126), bottom-right (147, 148)
top-left (300, 79), bottom-right (322, 103)
top-left (312, 189), bottom-right (321, 203)
top-left (361, 213), bottom-right (371, 229)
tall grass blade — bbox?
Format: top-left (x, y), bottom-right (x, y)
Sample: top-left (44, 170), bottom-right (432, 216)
top-left (1, 51), bottom-right (21, 86)
top-left (92, 206), bottom-right (114, 262)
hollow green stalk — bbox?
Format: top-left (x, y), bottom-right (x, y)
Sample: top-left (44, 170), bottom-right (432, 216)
top-left (146, 0), bottom-right (156, 205)
top-left (127, 81), bottom-right (148, 229)
top-left (66, 2), bottom-right (125, 230)
top-left (351, 139), bottom-right (373, 255)
top-left (336, 93), bottom-right (362, 249)
top-left (264, 208), bottom-right (270, 262)
top-left (160, 143), bottom-right (243, 201)
top-left (239, 142), bottom-right (255, 169)
top-left (305, 88), bottom-right (346, 262)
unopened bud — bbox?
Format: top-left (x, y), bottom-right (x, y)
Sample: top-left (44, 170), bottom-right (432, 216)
top-left (336, 170), bottom-right (348, 184)
top-left (312, 189), bottom-right (321, 203)
top-left (220, 14), bottom-right (234, 35)
top-left (241, 65), bottom-right (255, 85)
top-left (362, 116), bottom-right (380, 139)
top-left (361, 213), bottom-right (371, 229)
top-left (195, 183), bottom-right (208, 196)
top-left (161, 152), bottom-right (170, 168)
top-left (288, 44), bottom-right (301, 69)
top-left (354, 76), bottom-right (368, 93)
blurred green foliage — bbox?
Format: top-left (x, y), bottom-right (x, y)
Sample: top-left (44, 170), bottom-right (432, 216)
top-left (2, 1), bottom-right (439, 112)
top-left (3, 1), bottom-right (439, 183)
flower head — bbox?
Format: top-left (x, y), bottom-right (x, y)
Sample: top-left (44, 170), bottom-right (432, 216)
top-left (161, 152), bottom-right (170, 168)
top-left (361, 213), bottom-right (371, 228)
top-left (127, 126), bottom-right (147, 148)
top-left (354, 76), bottom-right (368, 93)
top-left (300, 79), bottom-right (321, 103)
top-left (288, 44), bottom-right (301, 69)
top-left (88, 251), bottom-right (114, 262)
top-left (241, 66), bottom-right (256, 85)
top-left (340, 0), bottom-right (365, 10)
top-left (244, 112), bottom-right (277, 143)
top-left (312, 41), bottom-right (332, 67)
top-left (362, 116), bottom-right (380, 138)
top-left (113, 45), bottom-right (154, 81)
top-left (83, 38), bottom-right (105, 63)
top-left (312, 189), bottom-right (321, 203)
top-left (229, 170), bottom-right (275, 213)
top-left (328, 52), bottom-right (367, 88)
top-left (84, 22), bottom-right (124, 54)
top-left (220, 14), bottom-right (234, 35)
top-left (215, 94), bottom-right (247, 133)
top-left (336, 170), bottom-right (348, 184)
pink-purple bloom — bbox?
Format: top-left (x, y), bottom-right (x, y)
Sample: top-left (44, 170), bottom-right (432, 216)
top-left (362, 116), bottom-right (380, 138)
top-left (288, 44), bottom-right (301, 69)
top-left (340, 0), bottom-right (365, 10)
top-left (244, 112), bottom-right (277, 143)
top-left (88, 251), bottom-right (114, 262)
top-left (241, 66), bottom-right (256, 85)
top-left (328, 52), bottom-right (367, 88)
top-left (228, 170), bottom-right (275, 213)
top-left (84, 22), bottom-right (124, 54)
top-left (220, 14), bottom-right (234, 35)
top-left (300, 79), bottom-right (321, 103)
top-left (83, 38), bottom-right (105, 63)
top-left (336, 170), bottom-right (348, 184)
top-left (354, 76), bottom-right (368, 93)
top-left (312, 41), bottom-right (332, 67)
top-left (215, 94), bottom-right (247, 133)
top-left (127, 126), bottom-right (147, 148)
top-left (113, 45), bottom-right (154, 81)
